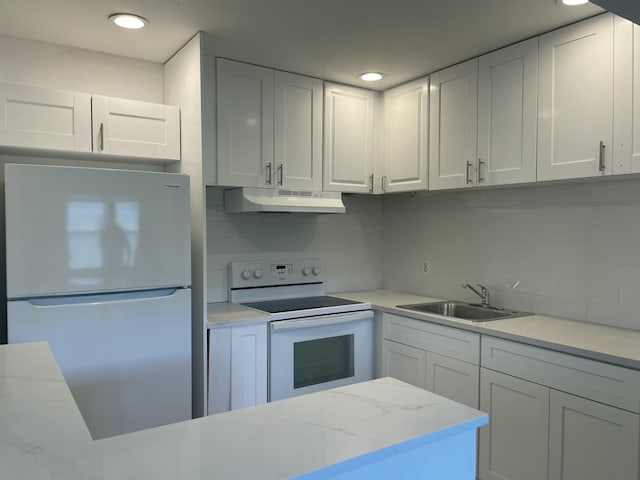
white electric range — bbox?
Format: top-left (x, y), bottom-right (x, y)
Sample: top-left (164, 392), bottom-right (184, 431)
top-left (229, 259), bottom-right (374, 401)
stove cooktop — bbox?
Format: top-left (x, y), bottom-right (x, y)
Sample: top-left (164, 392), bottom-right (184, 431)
top-left (242, 296), bottom-right (362, 314)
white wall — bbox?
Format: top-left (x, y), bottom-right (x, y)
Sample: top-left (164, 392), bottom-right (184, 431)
top-left (0, 35), bottom-right (163, 102)
top-left (206, 189), bottom-right (384, 302)
top-left (383, 178), bottom-right (640, 331)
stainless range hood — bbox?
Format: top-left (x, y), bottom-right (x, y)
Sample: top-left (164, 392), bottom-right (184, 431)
top-left (224, 187), bottom-right (346, 214)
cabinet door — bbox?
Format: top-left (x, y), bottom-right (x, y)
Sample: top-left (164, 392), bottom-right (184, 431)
top-left (92, 95), bottom-right (180, 160)
top-left (548, 390), bottom-right (639, 480)
top-left (426, 352), bottom-right (479, 409)
top-left (478, 38), bottom-right (538, 186)
top-left (323, 83), bottom-right (375, 193)
top-left (230, 324), bottom-right (267, 410)
top-left (382, 77), bottom-right (429, 193)
top-left (381, 339), bottom-right (427, 389)
top-left (429, 59), bottom-right (478, 190)
top-left (217, 59), bottom-right (274, 187)
top-left (274, 72), bottom-right (323, 191)
top-left (0, 84), bottom-right (91, 152)
top-left (538, 14), bottom-right (613, 181)
top-left (479, 368), bottom-right (549, 480)
top-left (633, 24), bottom-right (640, 172)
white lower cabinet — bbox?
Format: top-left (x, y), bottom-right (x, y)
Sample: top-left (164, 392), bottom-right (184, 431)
top-left (208, 323), bottom-right (267, 415)
top-left (380, 313), bottom-right (479, 409)
top-left (479, 368), bottom-right (550, 480)
top-left (382, 339), bottom-right (427, 390)
top-left (548, 390), bottom-right (639, 480)
top-left (426, 351), bottom-right (479, 409)
top-left (479, 336), bottom-right (640, 480)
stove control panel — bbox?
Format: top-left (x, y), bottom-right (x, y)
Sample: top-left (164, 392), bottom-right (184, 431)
top-left (229, 259), bottom-right (324, 288)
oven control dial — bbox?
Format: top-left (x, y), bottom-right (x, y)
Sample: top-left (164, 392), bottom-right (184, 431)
top-left (253, 270), bottom-right (263, 279)
top-left (312, 266), bottom-right (321, 275)
top-left (241, 269), bottom-right (252, 280)
top-left (302, 267), bottom-right (311, 276)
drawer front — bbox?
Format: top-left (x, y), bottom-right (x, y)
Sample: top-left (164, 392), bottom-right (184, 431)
top-left (382, 313), bottom-right (479, 364)
top-left (481, 336), bottom-right (640, 413)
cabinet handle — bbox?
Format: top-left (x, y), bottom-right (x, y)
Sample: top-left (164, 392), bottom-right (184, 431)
top-left (382, 176), bottom-right (387, 192)
top-left (99, 123), bottom-right (104, 151)
top-left (599, 141), bottom-right (605, 173)
top-left (478, 159), bottom-right (485, 183)
top-left (266, 163), bottom-right (272, 185)
top-left (369, 174), bottom-right (374, 192)
top-left (278, 164), bottom-right (284, 186)
top-left (466, 161), bottom-right (474, 185)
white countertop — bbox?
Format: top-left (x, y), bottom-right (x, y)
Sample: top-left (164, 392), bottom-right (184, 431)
top-left (335, 290), bottom-right (640, 370)
top-left (207, 301), bottom-right (270, 328)
top-left (1, 342), bottom-right (487, 480)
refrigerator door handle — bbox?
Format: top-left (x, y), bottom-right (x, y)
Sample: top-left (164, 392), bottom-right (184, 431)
top-left (24, 288), bottom-right (186, 307)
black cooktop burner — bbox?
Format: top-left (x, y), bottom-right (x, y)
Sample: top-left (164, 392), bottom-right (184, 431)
top-left (242, 296), bottom-right (361, 314)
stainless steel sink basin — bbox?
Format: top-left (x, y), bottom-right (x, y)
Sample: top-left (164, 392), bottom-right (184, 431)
top-left (397, 301), bottom-right (532, 322)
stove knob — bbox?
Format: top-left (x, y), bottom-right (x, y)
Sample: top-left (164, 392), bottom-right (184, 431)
top-left (312, 266), bottom-right (321, 275)
top-left (241, 270), bottom-right (252, 280)
top-left (253, 270), bottom-right (263, 279)
top-left (302, 267), bottom-right (311, 276)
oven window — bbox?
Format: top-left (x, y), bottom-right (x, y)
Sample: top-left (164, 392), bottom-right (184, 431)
top-left (293, 334), bottom-right (355, 389)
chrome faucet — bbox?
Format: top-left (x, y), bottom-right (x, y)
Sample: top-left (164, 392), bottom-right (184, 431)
top-left (462, 283), bottom-right (490, 308)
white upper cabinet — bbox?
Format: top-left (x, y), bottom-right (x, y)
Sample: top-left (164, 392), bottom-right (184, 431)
top-left (382, 77), bottom-right (429, 193)
top-left (477, 38), bottom-right (538, 186)
top-left (216, 59), bottom-right (274, 187)
top-left (429, 59), bottom-right (478, 190)
top-left (0, 83), bottom-right (91, 152)
top-left (92, 95), bottom-right (180, 161)
top-left (323, 83), bottom-right (376, 193)
top-left (216, 59), bottom-right (322, 190)
top-left (537, 14), bottom-right (614, 181)
top-left (274, 71), bottom-right (323, 191)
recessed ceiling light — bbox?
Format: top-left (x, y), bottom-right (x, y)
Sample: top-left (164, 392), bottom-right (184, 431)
top-left (559, 0), bottom-right (589, 5)
top-left (108, 13), bottom-right (149, 29)
top-left (358, 72), bottom-right (384, 82)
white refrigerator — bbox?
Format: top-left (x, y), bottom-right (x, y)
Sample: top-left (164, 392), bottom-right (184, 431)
top-left (5, 164), bottom-right (192, 439)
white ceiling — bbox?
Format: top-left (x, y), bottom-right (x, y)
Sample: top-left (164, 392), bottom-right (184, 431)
top-left (0, 0), bottom-right (604, 90)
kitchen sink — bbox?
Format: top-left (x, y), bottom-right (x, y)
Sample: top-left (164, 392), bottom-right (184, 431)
top-left (396, 301), bottom-right (532, 322)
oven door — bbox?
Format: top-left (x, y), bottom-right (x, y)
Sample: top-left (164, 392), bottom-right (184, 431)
top-left (269, 310), bottom-right (373, 402)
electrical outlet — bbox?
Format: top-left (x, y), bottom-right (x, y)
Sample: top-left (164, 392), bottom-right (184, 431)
top-left (423, 261), bottom-right (430, 274)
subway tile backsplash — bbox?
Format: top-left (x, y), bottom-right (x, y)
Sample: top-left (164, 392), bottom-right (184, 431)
top-left (205, 189), bottom-right (384, 302)
top-left (383, 178), bottom-right (640, 331)
top-left (206, 177), bottom-right (640, 331)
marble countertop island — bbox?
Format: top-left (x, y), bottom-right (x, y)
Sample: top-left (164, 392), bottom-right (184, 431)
top-left (1, 342), bottom-right (487, 480)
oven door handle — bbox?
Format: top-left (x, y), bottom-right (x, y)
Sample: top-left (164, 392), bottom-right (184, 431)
top-left (270, 310), bottom-right (372, 331)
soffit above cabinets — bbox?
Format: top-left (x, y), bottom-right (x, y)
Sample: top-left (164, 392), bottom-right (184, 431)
top-left (0, 0), bottom-right (603, 91)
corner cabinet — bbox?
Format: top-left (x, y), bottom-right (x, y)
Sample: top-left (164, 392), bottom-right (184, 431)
top-left (323, 83), bottom-right (376, 193)
top-left (537, 14), bottom-right (614, 181)
top-left (428, 59), bottom-right (478, 190)
top-left (0, 83), bottom-right (91, 152)
top-left (479, 335), bottom-right (640, 480)
top-left (382, 77), bottom-right (429, 192)
top-left (380, 313), bottom-right (480, 409)
top-left (216, 58), bottom-right (323, 190)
